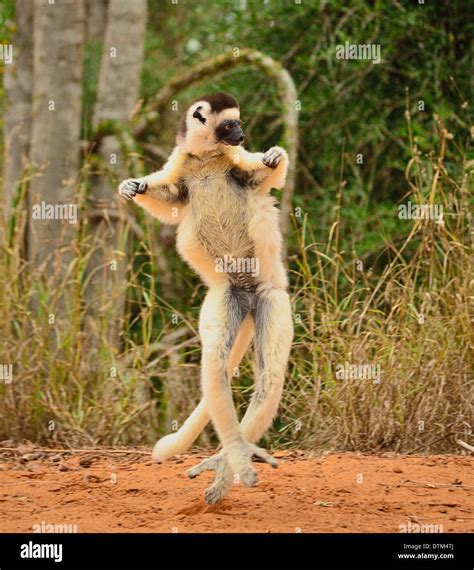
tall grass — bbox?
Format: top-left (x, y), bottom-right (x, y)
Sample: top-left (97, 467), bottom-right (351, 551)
top-left (275, 116), bottom-right (472, 454)
top-left (0, 115), bottom-right (471, 453)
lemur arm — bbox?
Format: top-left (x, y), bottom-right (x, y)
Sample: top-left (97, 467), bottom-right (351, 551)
top-left (223, 145), bottom-right (289, 195)
top-left (118, 146), bottom-right (188, 225)
top-left (141, 145), bottom-right (187, 190)
top-left (133, 182), bottom-right (188, 225)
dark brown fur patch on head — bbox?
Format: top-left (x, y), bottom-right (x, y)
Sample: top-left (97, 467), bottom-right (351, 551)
top-left (196, 92), bottom-right (239, 114)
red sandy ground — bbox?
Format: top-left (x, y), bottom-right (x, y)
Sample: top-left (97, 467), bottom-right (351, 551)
top-left (0, 446), bottom-right (472, 533)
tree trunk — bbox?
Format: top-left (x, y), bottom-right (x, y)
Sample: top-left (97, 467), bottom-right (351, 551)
top-left (85, 0), bottom-right (109, 42)
top-left (86, 0), bottom-right (147, 348)
top-left (28, 0), bottom-right (85, 277)
top-left (2, 0), bottom-right (33, 242)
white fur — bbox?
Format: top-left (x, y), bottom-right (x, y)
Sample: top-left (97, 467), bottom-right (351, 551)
top-left (119, 96), bottom-right (293, 502)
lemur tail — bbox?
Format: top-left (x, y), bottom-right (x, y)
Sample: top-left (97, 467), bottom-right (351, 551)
top-left (151, 316), bottom-right (255, 462)
top-left (152, 399), bottom-right (209, 462)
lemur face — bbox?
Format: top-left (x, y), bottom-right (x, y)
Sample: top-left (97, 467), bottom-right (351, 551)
top-left (215, 118), bottom-right (245, 146)
top-left (177, 92), bottom-right (244, 154)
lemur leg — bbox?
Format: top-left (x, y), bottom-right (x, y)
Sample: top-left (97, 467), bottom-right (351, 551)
top-left (241, 287), bottom-right (293, 440)
top-left (199, 285), bottom-right (255, 485)
top-left (152, 315), bottom-right (254, 462)
top-left (198, 287), bottom-right (293, 504)
top-left (199, 285), bottom-right (277, 493)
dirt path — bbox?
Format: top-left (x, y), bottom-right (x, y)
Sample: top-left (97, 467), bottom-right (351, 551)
top-left (0, 447), bottom-right (472, 533)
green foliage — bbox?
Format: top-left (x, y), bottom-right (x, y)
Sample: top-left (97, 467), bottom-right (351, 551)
top-left (145, 0), bottom-right (472, 244)
top-left (0, 0), bottom-right (472, 451)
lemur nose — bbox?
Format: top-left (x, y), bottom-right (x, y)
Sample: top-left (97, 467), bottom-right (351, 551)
top-left (238, 134), bottom-right (245, 142)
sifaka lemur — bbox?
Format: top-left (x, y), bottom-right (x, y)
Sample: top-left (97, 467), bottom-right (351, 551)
top-left (119, 92), bottom-right (293, 504)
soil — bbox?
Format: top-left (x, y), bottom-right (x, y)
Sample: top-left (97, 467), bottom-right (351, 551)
top-left (0, 445), bottom-right (472, 533)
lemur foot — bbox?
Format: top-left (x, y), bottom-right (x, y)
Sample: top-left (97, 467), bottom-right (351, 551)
top-left (188, 451), bottom-right (224, 479)
top-left (199, 444), bottom-right (278, 504)
top-left (249, 443), bottom-right (279, 468)
top-left (204, 460), bottom-right (233, 505)
top-left (262, 146), bottom-right (286, 169)
top-left (189, 444), bottom-right (278, 479)
top-left (204, 482), bottom-right (229, 505)
top-left (118, 178), bottom-right (148, 199)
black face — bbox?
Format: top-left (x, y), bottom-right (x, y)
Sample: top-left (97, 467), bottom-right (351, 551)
top-left (215, 119), bottom-right (245, 146)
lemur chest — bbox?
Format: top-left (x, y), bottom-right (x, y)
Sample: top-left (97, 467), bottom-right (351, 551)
top-left (181, 159), bottom-right (255, 259)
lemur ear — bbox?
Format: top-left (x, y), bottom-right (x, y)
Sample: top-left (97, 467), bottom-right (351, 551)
top-left (192, 106), bottom-right (206, 124)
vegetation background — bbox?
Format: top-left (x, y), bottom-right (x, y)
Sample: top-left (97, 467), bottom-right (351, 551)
top-left (0, 0), bottom-right (472, 454)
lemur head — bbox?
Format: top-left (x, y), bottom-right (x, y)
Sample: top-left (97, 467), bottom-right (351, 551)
top-left (177, 92), bottom-right (245, 155)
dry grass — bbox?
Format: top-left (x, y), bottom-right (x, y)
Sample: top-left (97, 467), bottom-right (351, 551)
top-left (0, 116), bottom-right (472, 453)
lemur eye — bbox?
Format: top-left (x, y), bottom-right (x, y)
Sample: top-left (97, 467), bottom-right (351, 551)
top-left (224, 125), bottom-right (231, 131)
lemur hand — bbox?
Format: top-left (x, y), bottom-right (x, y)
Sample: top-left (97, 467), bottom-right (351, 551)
top-left (118, 179), bottom-right (148, 199)
top-left (262, 146), bottom-right (286, 169)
